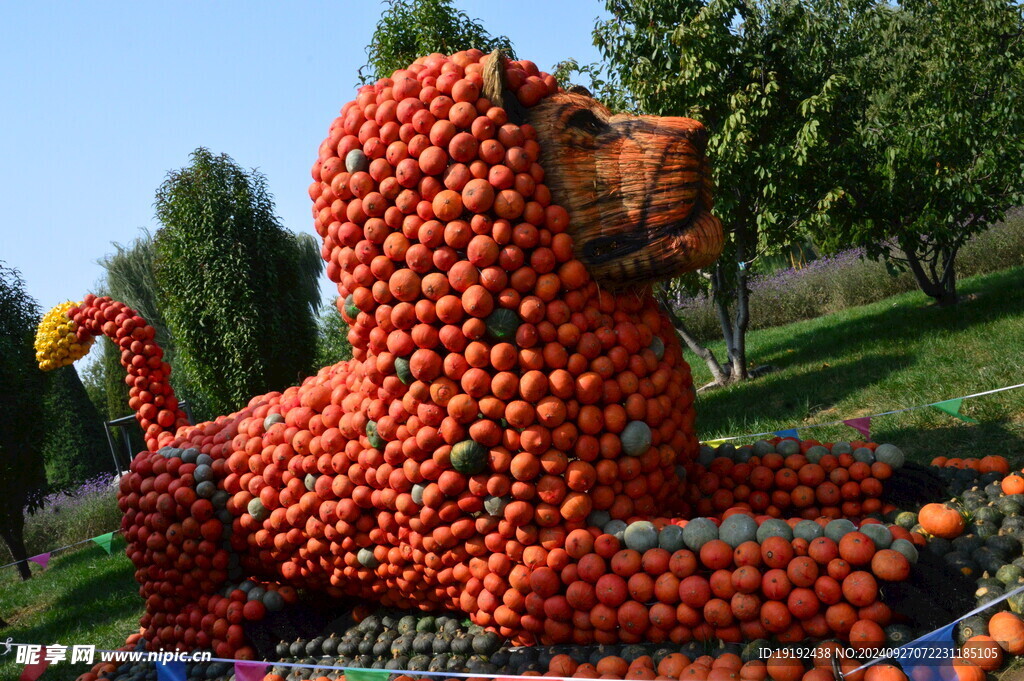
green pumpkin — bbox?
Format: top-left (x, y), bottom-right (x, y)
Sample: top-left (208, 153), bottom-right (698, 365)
top-left (957, 616), bottom-right (987, 644)
top-left (895, 511), bottom-right (919, 529)
top-left (485, 308), bottom-right (520, 341)
top-left (365, 420), bottom-right (385, 448)
top-left (884, 624), bottom-right (914, 645)
top-left (395, 357), bottom-right (413, 385)
top-left (997, 496), bottom-right (1024, 516)
top-left (683, 518), bottom-right (719, 551)
top-left (758, 518), bottom-right (794, 542)
top-left (720, 514), bottom-right (758, 547)
top-left (776, 439), bottom-right (801, 456)
top-left (996, 563), bottom-right (1024, 585)
top-left (742, 639), bottom-right (772, 663)
top-left (860, 523), bottom-right (893, 549)
top-left (450, 439), bottom-right (488, 474)
top-left (874, 443), bottom-right (905, 469)
top-left (794, 520), bottom-right (824, 542)
top-left (805, 445), bottom-right (829, 463)
top-left (975, 547), bottom-right (1005, 575)
top-left (621, 421), bottom-right (653, 456)
top-left (986, 534), bottom-right (1021, 560)
top-left (344, 293), bottom-right (360, 319)
top-left (891, 538), bottom-right (919, 563)
top-left (1009, 590), bottom-right (1024, 615)
top-left (824, 519), bottom-right (856, 543)
top-left (975, 505), bottom-right (1004, 525)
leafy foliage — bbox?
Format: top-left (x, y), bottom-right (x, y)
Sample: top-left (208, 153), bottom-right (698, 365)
top-left (153, 148), bottom-right (323, 417)
top-left (360, 0), bottom-right (514, 83)
top-left (0, 261), bottom-right (49, 578)
top-left (593, 0), bottom-right (862, 381)
top-left (814, 0), bottom-right (1024, 305)
top-left (316, 299), bottom-right (353, 367)
top-left (39, 365), bottom-right (110, 490)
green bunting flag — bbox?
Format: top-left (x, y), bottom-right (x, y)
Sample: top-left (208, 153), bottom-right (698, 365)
top-left (931, 398), bottom-right (978, 423)
top-left (343, 670), bottom-right (390, 681)
top-left (91, 532), bottom-right (115, 555)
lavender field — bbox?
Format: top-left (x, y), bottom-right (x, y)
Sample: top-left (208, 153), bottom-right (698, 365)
top-left (0, 473), bottom-right (122, 566)
top-left (673, 211), bottom-right (1024, 340)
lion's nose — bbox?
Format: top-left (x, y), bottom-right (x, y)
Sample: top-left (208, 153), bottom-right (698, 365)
top-left (660, 117), bottom-right (708, 156)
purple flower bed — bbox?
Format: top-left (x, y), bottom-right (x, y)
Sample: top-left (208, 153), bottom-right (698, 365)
top-left (28, 472), bottom-right (118, 516)
top-left (1, 473), bottom-right (123, 564)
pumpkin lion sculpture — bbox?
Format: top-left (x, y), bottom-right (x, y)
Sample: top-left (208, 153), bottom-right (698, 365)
top-left (39, 50), bottom-right (919, 661)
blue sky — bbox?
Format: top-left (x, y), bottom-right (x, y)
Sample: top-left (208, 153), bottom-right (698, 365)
top-left (1, 1), bottom-right (608, 313)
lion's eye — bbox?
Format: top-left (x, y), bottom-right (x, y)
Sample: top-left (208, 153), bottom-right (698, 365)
top-left (566, 109), bottom-right (605, 134)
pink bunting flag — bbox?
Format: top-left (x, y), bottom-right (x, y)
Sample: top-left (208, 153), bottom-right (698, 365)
top-left (234, 661), bottom-right (270, 681)
top-left (19, 646), bottom-right (50, 681)
top-left (28, 553), bottom-right (51, 570)
top-left (843, 417), bottom-right (872, 440)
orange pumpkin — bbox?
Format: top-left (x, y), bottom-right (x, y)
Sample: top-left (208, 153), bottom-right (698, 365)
top-left (989, 611), bottom-right (1024, 654)
top-left (917, 503), bottom-right (965, 539)
top-left (961, 635), bottom-right (1003, 671)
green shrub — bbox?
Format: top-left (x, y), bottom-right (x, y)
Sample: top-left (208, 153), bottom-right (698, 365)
top-left (40, 365), bottom-right (111, 489)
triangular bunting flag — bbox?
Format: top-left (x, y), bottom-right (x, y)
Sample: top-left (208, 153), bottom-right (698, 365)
top-left (28, 553), bottom-right (51, 570)
top-left (19, 647), bottom-right (50, 681)
top-left (234, 661), bottom-right (270, 681)
top-left (932, 398), bottom-right (978, 423)
top-left (344, 669), bottom-right (391, 681)
top-left (703, 439), bottom-right (728, 448)
top-left (774, 429), bottom-right (799, 440)
top-left (155, 660), bottom-right (186, 681)
top-left (863, 620), bottom-right (957, 681)
top-left (91, 532), bottom-right (115, 555)
top-left (843, 417), bottom-right (872, 440)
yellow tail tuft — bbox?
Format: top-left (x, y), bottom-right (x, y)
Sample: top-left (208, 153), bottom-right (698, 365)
top-left (35, 301), bottom-right (93, 371)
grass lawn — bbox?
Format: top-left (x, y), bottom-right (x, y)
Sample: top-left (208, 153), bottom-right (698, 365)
top-left (0, 536), bottom-right (143, 681)
top-left (691, 266), bottom-right (1024, 463)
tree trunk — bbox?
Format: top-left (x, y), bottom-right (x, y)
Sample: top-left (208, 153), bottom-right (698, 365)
top-left (656, 292), bottom-right (730, 387)
top-left (711, 264), bottom-right (738, 365)
top-left (0, 510), bottom-right (31, 581)
top-left (903, 241), bottom-right (960, 306)
top-left (730, 225), bottom-right (751, 381)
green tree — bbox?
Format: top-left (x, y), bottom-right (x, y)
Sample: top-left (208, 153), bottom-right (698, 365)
top-left (361, 0), bottom-right (514, 83)
top-left (316, 299), bottom-right (353, 367)
top-left (0, 262), bottom-right (48, 580)
top-left (98, 231), bottom-right (200, 422)
top-left (40, 364), bottom-right (110, 489)
top-left (154, 148), bottom-right (323, 416)
top-left (593, 0), bottom-right (863, 385)
top-left (816, 0), bottom-right (1024, 306)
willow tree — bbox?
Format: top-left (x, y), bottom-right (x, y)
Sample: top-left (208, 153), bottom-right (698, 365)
top-left (153, 148), bottom-right (323, 415)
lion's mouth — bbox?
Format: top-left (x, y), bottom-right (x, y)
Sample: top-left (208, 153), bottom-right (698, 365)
top-left (579, 199), bottom-right (708, 265)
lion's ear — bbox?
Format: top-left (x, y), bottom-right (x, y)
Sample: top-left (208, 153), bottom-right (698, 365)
top-left (482, 49), bottom-right (527, 125)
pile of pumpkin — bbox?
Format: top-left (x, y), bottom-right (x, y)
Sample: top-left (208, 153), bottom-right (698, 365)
top-left (682, 438), bottom-right (906, 520)
top-left (56, 295), bottom-right (191, 450)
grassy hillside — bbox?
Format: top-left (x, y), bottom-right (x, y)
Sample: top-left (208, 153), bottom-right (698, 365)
top-left (691, 267), bottom-right (1024, 464)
